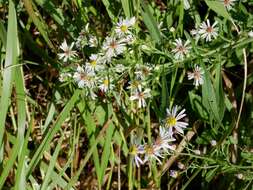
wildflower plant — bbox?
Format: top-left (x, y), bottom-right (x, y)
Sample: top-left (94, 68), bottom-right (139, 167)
top-left (1, 0), bottom-right (253, 190)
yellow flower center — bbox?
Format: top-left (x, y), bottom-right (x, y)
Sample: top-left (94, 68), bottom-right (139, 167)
top-left (90, 60), bottom-right (97, 66)
top-left (103, 79), bottom-right (109, 86)
top-left (120, 25), bottom-right (128, 32)
top-left (166, 116), bottom-right (177, 127)
top-left (132, 80), bottom-right (140, 88)
top-left (145, 145), bottom-right (154, 155)
top-left (130, 145), bottom-right (138, 155)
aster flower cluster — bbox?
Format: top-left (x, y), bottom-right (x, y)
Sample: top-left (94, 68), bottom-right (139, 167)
top-left (130, 105), bottom-right (188, 167)
top-left (57, 17), bottom-right (157, 107)
top-left (129, 127), bottom-right (176, 167)
top-left (129, 64), bottom-right (153, 108)
top-left (57, 15), bottom-right (219, 168)
top-left (76, 24), bottom-right (98, 49)
top-left (57, 17), bottom-right (138, 99)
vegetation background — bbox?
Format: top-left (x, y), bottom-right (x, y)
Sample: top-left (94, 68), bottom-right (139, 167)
top-left (0, 0), bottom-right (253, 189)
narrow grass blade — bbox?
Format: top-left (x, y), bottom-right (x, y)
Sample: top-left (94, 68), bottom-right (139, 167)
top-left (14, 60), bottom-right (26, 150)
top-left (13, 61), bottom-right (27, 190)
top-left (41, 134), bottom-right (64, 190)
top-left (23, 0), bottom-right (55, 50)
top-left (0, 21), bottom-right (7, 48)
top-left (101, 0), bottom-right (115, 20)
top-left (0, 0), bottom-right (18, 151)
top-left (65, 118), bottom-right (113, 189)
top-left (176, 0), bottom-right (184, 36)
top-left (77, 102), bottom-right (103, 186)
top-left (99, 123), bottom-right (114, 185)
top-left (161, 73), bottom-right (168, 115)
top-left (121, 0), bottom-right (133, 18)
top-left (14, 116), bottom-right (33, 190)
top-left (34, 0), bottom-right (65, 26)
top-left (141, 1), bottom-right (161, 43)
top-left (40, 162), bottom-right (74, 190)
top-left (0, 138), bottom-right (21, 188)
top-left (27, 90), bottom-right (81, 177)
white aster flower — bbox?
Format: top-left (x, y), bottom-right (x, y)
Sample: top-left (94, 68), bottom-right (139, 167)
top-left (170, 170), bottom-right (179, 178)
top-left (144, 144), bottom-right (164, 164)
top-left (193, 149), bottom-right (201, 155)
top-left (248, 31), bottom-right (253, 38)
top-left (187, 65), bottom-right (204, 87)
top-left (177, 162), bottom-right (186, 170)
top-left (165, 105), bottom-right (188, 135)
top-left (115, 17), bottom-right (136, 37)
top-left (58, 39), bottom-right (77, 62)
top-left (114, 64), bottom-right (126, 73)
top-left (73, 65), bottom-right (95, 88)
top-left (102, 37), bottom-right (126, 61)
top-left (129, 139), bottom-right (145, 167)
top-left (172, 38), bottom-right (191, 60)
top-left (127, 80), bottom-right (143, 92)
top-left (59, 72), bottom-right (72, 82)
top-left (129, 88), bottom-right (151, 108)
top-left (190, 28), bottom-right (201, 41)
top-left (122, 33), bottom-right (136, 44)
top-left (76, 24), bottom-right (89, 48)
top-left (199, 19), bottom-right (219, 42)
top-left (221, 0), bottom-right (236, 10)
top-left (210, 140), bottom-right (217, 146)
top-left (154, 126), bottom-right (176, 154)
top-left (134, 64), bottom-right (152, 80)
top-left (235, 173), bottom-right (244, 180)
top-left (86, 54), bottom-right (104, 72)
top-left (88, 35), bottom-right (98, 47)
top-left (99, 77), bottom-right (114, 93)
top-left (169, 27), bottom-right (175, 33)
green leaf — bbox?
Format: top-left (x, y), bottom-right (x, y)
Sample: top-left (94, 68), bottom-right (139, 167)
top-left (99, 123), bottom-right (114, 185)
top-left (0, 0), bottom-right (18, 154)
top-left (0, 21), bottom-right (7, 48)
top-left (176, 0), bottom-right (184, 36)
top-left (188, 91), bottom-right (208, 120)
top-left (0, 10), bottom-right (21, 181)
top-left (205, 167), bottom-right (219, 182)
top-left (201, 63), bottom-right (223, 128)
top-left (14, 118), bottom-right (33, 190)
top-left (214, 60), bottom-right (225, 120)
top-left (141, 1), bottom-right (161, 43)
top-left (205, 0), bottom-right (231, 20)
top-left (161, 73), bottom-right (168, 114)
